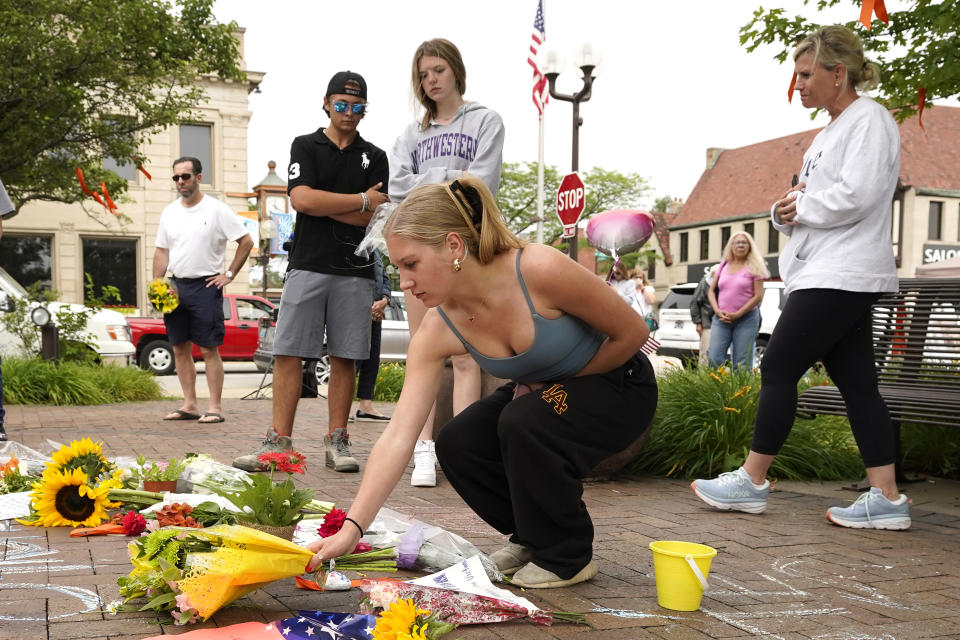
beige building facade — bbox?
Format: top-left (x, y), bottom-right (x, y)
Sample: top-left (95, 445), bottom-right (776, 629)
top-left (1, 31), bottom-right (264, 314)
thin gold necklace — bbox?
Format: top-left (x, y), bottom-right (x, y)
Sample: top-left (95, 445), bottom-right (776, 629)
top-left (466, 293), bottom-right (489, 322)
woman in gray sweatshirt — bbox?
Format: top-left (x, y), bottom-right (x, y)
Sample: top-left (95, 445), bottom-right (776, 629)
top-left (389, 38), bottom-right (505, 488)
top-left (692, 25), bottom-right (909, 530)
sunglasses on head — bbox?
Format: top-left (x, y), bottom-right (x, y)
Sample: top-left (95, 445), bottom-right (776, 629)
top-left (332, 101), bottom-right (366, 115)
top-left (171, 173), bottom-right (193, 182)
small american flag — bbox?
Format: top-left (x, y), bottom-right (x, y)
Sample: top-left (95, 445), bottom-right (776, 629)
top-left (528, 0), bottom-right (548, 117)
top-left (640, 335), bottom-right (661, 356)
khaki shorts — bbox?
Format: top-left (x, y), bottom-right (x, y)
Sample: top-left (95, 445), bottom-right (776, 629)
top-left (272, 269), bottom-right (373, 360)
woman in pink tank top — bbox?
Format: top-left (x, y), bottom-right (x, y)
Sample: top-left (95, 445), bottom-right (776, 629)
top-left (706, 232), bottom-right (769, 368)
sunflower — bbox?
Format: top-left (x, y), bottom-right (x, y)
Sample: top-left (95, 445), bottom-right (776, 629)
top-left (99, 468), bottom-right (126, 508)
top-left (18, 466), bottom-right (111, 527)
top-left (49, 437), bottom-right (115, 482)
top-left (373, 599), bottom-right (431, 640)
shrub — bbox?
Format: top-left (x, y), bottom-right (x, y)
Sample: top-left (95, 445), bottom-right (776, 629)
top-left (1, 357), bottom-right (162, 405)
top-left (0, 276), bottom-right (121, 362)
top-left (629, 366), bottom-right (864, 481)
top-left (900, 424), bottom-right (960, 479)
top-left (366, 362), bottom-right (405, 402)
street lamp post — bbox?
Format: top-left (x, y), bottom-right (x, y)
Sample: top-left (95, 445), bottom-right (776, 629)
top-left (259, 218), bottom-right (276, 299)
top-left (542, 44), bottom-right (601, 263)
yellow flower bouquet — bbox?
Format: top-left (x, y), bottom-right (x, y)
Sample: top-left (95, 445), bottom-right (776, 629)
top-left (148, 278), bottom-right (179, 313)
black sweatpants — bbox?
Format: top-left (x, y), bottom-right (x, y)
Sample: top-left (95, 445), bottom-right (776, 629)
top-left (435, 352), bottom-right (658, 579)
top-left (751, 288), bottom-right (896, 467)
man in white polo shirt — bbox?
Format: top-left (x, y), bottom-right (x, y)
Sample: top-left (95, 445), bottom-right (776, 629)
top-left (153, 156), bottom-right (253, 424)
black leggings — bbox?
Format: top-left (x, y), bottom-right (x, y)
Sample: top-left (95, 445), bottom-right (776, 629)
top-left (752, 289), bottom-right (896, 468)
top-left (435, 353), bottom-right (657, 579)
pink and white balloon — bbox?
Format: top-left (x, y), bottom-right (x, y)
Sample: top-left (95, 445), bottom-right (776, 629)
top-left (587, 209), bottom-right (656, 260)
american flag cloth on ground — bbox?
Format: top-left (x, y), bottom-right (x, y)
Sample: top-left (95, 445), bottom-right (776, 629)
top-left (640, 335), bottom-right (661, 356)
top-left (528, 0), bottom-right (548, 116)
top-left (142, 611), bottom-right (376, 640)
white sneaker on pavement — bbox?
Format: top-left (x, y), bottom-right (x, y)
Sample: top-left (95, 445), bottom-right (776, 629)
top-left (411, 440), bottom-right (437, 487)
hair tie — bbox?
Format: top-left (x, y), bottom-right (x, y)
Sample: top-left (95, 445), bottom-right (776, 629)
top-left (449, 180), bottom-right (483, 227)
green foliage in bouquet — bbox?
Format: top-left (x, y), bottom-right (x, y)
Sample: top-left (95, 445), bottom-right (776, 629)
top-left (135, 454), bottom-right (187, 482)
top-left (629, 365), bottom-right (864, 481)
top-left (210, 452), bottom-right (314, 527)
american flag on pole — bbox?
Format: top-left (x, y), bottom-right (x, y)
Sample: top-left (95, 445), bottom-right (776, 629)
top-left (528, 0), bottom-right (548, 117)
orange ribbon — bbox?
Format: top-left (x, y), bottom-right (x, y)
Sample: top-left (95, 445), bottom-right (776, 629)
top-left (100, 181), bottom-right (120, 215)
top-left (75, 168), bottom-right (93, 196)
top-left (859, 0), bottom-right (889, 29)
top-left (134, 157), bottom-right (152, 180)
top-left (787, 71), bottom-right (798, 103)
top-left (917, 87), bottom-right (926, 131)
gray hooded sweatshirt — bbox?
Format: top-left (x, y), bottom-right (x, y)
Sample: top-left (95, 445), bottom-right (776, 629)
top-left (388, 101), bottom-right (505, 201)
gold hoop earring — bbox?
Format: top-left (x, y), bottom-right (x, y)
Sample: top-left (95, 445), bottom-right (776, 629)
top-left (453, 257), bottom-right (462, 272)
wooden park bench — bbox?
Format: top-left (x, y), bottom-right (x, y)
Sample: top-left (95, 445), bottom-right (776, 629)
top-left (796, 278), bottom-right (960, 478)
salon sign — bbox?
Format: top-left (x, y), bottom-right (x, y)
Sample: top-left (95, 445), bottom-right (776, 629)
top-left (922, 243), bottom-right (960, 264)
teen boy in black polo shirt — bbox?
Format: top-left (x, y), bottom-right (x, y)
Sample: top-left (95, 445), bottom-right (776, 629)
top-left (234, 71), bottom-right (389, 473)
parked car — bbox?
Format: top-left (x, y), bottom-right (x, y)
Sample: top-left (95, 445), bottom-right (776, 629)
top-left (0, 266), bottom-right (135, 364)
top-left (253, 291), bottom-right (410, 385)
top-left (654, 280), bottom-right (785, 366)
top-left (129, 294), bottom-right (276, 375)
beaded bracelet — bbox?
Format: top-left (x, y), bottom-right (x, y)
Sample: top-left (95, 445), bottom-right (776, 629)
top-left (360, 192), bottom-right (370, 214)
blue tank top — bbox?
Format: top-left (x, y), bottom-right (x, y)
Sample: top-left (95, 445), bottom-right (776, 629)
top-left (436, 250), bottom-right (606, 383)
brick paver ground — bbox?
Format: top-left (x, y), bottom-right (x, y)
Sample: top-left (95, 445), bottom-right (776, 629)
top-left (1, 397), bottom-right (958, 639)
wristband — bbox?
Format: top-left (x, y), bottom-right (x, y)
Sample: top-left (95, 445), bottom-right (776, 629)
top-left (344, 516), bottom-right (364, 537)
top-left (360, 192), bottom-right (370, 214)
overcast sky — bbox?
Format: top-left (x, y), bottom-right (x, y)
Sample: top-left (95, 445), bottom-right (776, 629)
top-left (213, 0), bottom-right (916, 209)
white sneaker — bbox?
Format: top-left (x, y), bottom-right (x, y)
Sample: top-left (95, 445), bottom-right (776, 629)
top-left (411, 440), bottom-right (437, 487)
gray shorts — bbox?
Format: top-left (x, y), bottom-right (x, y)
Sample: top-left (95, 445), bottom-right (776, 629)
top-left (272, 269), bottom-right (374, 360)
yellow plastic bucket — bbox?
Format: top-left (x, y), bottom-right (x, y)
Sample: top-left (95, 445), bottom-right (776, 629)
top-left (649, 540), bottom-right (717, 611)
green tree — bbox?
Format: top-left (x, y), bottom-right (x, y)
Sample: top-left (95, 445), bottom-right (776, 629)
top-left (497, 162), bottom-right (651, 246)
top-left (651, 195), bottom-right (674, 213)
top-left (740, 0), bottom-right (960, 122)
top-left (0, 0), bottom-right (245, 214)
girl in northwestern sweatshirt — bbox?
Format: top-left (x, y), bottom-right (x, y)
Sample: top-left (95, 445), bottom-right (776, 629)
top-left (389, 38), bottom-right (505, 488)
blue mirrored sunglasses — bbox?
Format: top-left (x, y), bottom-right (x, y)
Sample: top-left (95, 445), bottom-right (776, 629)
top-left (333, 101), bottom-right (366, 115)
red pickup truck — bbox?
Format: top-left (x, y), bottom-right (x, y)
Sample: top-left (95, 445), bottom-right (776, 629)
top-left (128, 294), bottom-right (276, 375)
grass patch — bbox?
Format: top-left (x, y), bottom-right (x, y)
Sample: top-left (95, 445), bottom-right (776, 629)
top-left (629, 366), bottom-right (864, 481)
top-left (2, 356), bottom-right (162, 405)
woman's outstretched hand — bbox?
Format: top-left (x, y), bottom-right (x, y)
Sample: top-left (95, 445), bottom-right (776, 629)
top-left (305, 528), bottom-right (361, 572)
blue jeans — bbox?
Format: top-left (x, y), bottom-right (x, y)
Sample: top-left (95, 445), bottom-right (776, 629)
top-left (707, 307), bottom-right (760, 369)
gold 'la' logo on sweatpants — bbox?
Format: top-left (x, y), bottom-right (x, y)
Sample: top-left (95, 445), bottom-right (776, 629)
top-left (540, 384), bottom-right (568, 415)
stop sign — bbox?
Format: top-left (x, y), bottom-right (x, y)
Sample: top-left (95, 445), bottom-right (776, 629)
top-left (556, 173), bottom-right (586, 227)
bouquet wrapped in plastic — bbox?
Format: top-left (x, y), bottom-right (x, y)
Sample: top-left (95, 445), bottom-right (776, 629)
top-left (364, 507), bottom-right (504, 583)
top-left (117, 524), bottom-right (314, 624)
top-left (358, 555), bottom-right (585, 626)
top-left (177, 453), bottom-right (254, 494)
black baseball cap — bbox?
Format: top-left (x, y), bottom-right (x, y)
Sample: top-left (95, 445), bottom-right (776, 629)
top-left (326, 71), bottom-right (367, 99)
